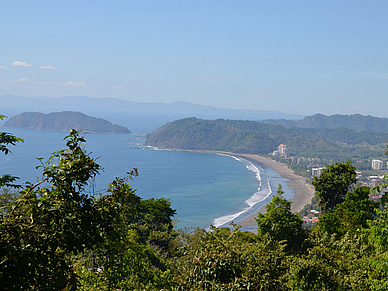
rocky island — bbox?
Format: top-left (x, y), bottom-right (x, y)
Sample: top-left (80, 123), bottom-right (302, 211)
top-left (4, 111), bottom-right (131, 133)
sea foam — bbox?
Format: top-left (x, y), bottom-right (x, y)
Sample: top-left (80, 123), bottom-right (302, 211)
top-left (210, 154), bottom-right (272, 228)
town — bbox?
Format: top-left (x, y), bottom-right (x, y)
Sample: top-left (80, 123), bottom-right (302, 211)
top-left (271, 143), bottom-right (387, 225)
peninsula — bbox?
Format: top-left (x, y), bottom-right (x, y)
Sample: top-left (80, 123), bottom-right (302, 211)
top-left (4, 111), bottom-right (131, 133)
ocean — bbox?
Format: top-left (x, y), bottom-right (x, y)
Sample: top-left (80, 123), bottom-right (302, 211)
top-left (0, 127), bottom-right (294, 230)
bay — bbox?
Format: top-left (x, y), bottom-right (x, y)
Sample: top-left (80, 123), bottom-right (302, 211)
top-left (0, 127), bottom-right (294, 229)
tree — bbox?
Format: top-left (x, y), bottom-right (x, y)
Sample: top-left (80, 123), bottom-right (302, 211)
top-left (0, 115), bottom-right (23, 188)
top-left (85, 177), bottom-right (177, 290)
top-left (312, 161), bottom-right (357, 212)
top-left (173, 226), bottom-right (286, 290)
top-left (0, 130), bottom-right (103, 290)
top-left (318, 186), bottom-right (377, 236)
top-left (256, 184), bottom-right (306, 253)
top-left (0, 129), bottom-right (179, 290)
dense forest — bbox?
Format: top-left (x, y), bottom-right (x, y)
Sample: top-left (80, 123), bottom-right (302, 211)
top-left (2, 116), bottom-right (388, 290)
top-left (262, 113), bottom-right (388, 133)
top-left (4, 111), bottom-right (131, 133)
top-left (146, 117), bottom-right (388, 160)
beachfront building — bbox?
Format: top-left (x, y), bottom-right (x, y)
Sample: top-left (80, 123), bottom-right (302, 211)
top-left (312, 167), bottom-right (325, 177)
top-left (278, 144), bottom-right (288, 157)
top-left (302, 214), bottom-right (319, 224)
top-left (372, 159), bottom-right (383, 170)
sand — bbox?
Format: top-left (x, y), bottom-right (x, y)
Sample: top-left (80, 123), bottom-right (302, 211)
top-left (232, 153), bottom-right (315, 226)
top-left (175, 149), bottom-right (316, 227)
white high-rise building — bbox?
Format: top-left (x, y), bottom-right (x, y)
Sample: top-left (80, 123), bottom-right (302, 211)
top-left (312, 167), bottom-right (325, 177)
top-left (278, 144), bottom-right (288, 157)
top-left (371, 159), bottom-right (383, 170)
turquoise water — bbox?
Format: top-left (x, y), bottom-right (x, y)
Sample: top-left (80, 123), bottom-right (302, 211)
top-left (0, 127), bottom-right (294, 229)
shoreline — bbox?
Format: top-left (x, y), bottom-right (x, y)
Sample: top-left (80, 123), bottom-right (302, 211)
top-left (184, 150), bottom-right (315, 227)
top-left (153, 147), bottom-right (315, 229)
top-left (232, 153), bottom-right (315, 226)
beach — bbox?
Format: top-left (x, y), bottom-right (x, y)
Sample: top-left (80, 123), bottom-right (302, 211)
top-left (184, 150), bottom-right (316, 227)
top-left (229, 153), bottom-right (315, 227)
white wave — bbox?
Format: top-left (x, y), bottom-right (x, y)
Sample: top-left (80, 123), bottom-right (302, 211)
top-left (212, 207), bottom-right (250, 227)
top-left (216, 153), bottom-right (262, 184)
top-left (210, 154), bottom-right (273, 228)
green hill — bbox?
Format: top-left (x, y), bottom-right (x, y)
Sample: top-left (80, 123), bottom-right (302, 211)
top-left (146, 118), bottom-right (388, 160)
top-left (4, 111), bottom-right (131, 133)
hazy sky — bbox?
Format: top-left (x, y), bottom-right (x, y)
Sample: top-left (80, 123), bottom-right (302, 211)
top-left (1, 0), bottom-right (388, 116)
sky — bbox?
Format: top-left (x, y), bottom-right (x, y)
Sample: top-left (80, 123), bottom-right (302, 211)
top-left (1, 0), bottom-right (388, 117)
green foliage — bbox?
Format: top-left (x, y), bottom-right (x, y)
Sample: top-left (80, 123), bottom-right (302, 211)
top-left (0, 130), bottom-right (103, 290)
top-left (368, 207), bottom-right (388, 252)
top-left (312, 161), bottom-right (357, 212)
top-left (173, 226), bottom-right (286, 290)
top-left (0, 115), bottom-right (24, 188)
top-left (0, 188), bottom-right (19, 209)
top-left (146, 118), bottom-right (387, 160)
top-left (283, 232), bottom-right (375, 290)
top-left (318, 186), bottom-right (377, 236)
top-left (3, 120), bottom-right (388, 290)
top-left (256, 184), bottom-right (307, 253)
top-left (147, 117), bottom-right (276, 154)
top-left (89, 177), bottom-right (177, 290)
top-left (0, 130), bottom-right (177, 290)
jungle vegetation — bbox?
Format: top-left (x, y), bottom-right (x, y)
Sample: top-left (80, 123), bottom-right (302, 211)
top-left (2, 119), bottom-right (388, 290)
top-left (145, 117), bottom-right (388, 161)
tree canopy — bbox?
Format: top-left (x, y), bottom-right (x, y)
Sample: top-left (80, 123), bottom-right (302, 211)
top-left (2, 125), bottom-right (388, 290)
top-left (0, 115), bottom-right (24, 188)
top-left (312, 161), bottom-right (357, 212)
top-left (256, 184), bottom-right (306, 253)
top-left (0, 129), bottom-right (177, 290)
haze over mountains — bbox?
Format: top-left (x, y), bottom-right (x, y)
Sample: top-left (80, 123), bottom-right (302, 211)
top-left (0, 95), bottom-right (303, 133)
top-left (2, 95), bottom-right (388, 135)
top-left (262, 114), bottom-right (388, 133)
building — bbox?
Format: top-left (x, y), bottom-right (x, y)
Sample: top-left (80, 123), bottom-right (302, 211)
top-left (312, 167), bottom-right (325, 177)
top-left (371, 159), bottom-right (383, 170)
top-left (278, 144), bottom-right (288, 157)
top-left (302, 214), bottom-right (319, 224)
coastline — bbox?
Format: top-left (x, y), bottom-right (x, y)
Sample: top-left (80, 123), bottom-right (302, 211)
top-left (150, 147), bottom-right (315, 229)
top-left (185, 150), bottom-right (315, 227)
top-left (232, 153), bottom-right (315, 226)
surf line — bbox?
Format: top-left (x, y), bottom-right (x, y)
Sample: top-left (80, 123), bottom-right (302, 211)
top-left (210, 153), bottom-right (273, 228)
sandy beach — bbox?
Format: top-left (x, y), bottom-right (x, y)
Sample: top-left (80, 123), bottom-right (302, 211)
top-left (178, 149), bottom-right (315, 227)
top-left (225, 153), bottom-right (315, 226)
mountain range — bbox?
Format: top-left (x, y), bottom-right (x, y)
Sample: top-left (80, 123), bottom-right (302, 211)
top-left (262, 113), bottom-right (388, 133)
top-left (0, 95), bottom-right (303, 133)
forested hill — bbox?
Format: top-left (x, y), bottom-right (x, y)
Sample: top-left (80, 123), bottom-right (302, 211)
top-left (262, 113), bottom-right (388, 133)
top-left (4, 111), bottom-right (131, 133)
top-left (146, 118), bottom-right (388, 159)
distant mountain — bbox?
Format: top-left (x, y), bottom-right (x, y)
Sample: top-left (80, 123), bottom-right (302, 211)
top-left (0, 95), bottom-right (304, 133)
top-left (262, 113), bottom-right (388, 133)
top-left (4, 111), bottom-right (131, 133)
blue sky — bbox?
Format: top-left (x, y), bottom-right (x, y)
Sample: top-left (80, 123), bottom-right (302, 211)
top-left (1, 0), bottom-right (388, 116)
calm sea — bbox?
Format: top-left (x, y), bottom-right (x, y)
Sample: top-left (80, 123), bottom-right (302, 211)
top-left (0, 127), bottom-right (294, 230)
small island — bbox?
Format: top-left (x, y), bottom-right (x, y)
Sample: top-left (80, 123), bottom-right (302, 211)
top-left (4, 111), bottom-right (131, 133)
